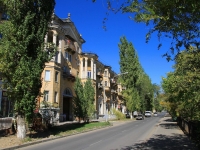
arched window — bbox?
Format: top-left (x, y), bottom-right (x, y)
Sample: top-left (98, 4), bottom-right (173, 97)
top-left (63, 88), bottom-right (72, 97)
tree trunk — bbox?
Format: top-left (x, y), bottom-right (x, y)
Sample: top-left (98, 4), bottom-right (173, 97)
top-left (17, 115), bottom-right (26, 139)
top-left (130, 112), bottom-right (133, 119)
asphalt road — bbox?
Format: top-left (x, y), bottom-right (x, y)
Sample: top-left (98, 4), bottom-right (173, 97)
top-left (17, 113), bottom-right (166, 150)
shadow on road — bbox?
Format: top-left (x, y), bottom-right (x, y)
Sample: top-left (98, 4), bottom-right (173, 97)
top-left (121, 134), bottom-right (197, 150)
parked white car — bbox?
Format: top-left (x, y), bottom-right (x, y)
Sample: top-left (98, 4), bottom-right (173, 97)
top-left (145, 111), bottom-right (152, 117)
top-left (154, 112), bottom-right (158, 117)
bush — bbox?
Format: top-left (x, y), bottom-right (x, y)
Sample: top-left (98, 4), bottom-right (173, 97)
top-left (112, 109), bottom-right (125, 120)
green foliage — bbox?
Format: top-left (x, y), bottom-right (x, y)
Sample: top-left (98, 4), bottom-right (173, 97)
top-left (73, 77), bottom-right (84, 119)
top-left (83, 78), bottom-right (95, 118)
top-left (118, 36), bottom-right (153, 113)
top-left (162, 50), bottom-right (200, 120)
top-left (73, 77), bottom-right (95, 121)
top-left (0, 0), bottom-right (56, 122)
top-left (152, 83), bottom-right (163, 112)
top-left (112, 109), bottom-right (125, 120)
top-left (118, 36), bottom-right (141, 112)
top-left (137, 72), bottom-right (154, 112)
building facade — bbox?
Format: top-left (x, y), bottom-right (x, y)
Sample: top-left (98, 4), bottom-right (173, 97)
top-left (39, 13), bottom-right (127, 122)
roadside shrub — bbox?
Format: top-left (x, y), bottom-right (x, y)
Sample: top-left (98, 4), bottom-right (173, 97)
top-left (112, 109), bottom-right (125, 120)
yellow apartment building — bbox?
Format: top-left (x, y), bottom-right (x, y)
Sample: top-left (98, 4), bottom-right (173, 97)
top-left (40, 13), bottom-right (85, 121)
top-left (39, 13), bottom-right (126, 122)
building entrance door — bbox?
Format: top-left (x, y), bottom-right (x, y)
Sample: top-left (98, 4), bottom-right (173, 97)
top-left (63, 97), bottom-right (71, 121)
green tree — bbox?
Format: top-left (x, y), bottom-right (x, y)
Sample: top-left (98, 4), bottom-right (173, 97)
top-left (83, 78), bottom-right (95, 119)
top-left (73, 77), bottom-right (84, 121)
top-left (118, 36), bottom-right (141, 115)
top-left (73, 77), bottom-right (95, 122)
top-left (152, 83), bottom-right (162, 112)
top-left (137, 73), bottom-right (153, 112)
top-left (0, 0), bottom-right (55, 139)
top-left (162, 50), bottom-right (200, 120)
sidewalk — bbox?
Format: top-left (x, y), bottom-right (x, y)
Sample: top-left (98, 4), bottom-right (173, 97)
top-left (131, 114), bottom-right (198, 150)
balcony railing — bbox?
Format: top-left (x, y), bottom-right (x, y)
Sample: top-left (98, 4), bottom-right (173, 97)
top-left (64, 40), bottom-right (76, 54)
top-left (96, 71), bottom-right (103, 78)
top-left (63, 72), bottom-right (75, 81)
top-left (104, 86), bottom-right (110, 91)
top-left (110, 78), bottom-right (117, 85)
top-left (98, 83), bottom-right (103, 89)
top-left (111, 89), bottom-right (115, 93)
top-left (122, 87), bottom-right (126, 90)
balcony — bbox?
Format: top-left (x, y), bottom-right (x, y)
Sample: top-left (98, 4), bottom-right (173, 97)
top-left (96, 71), bottom-right (103, 78)
top-left (98, 83), bottom-right (103, 89)
top-left (111, 89), bottom-right (115, 93)
top-left (122, 87), bottom-right (126, 90)
top-left (65, 58), bottom-right (72, 67)
top-left (104, 86), bottom-right (110, 91)
top-left (118, 92), bottom-right (122, 96)
top-left (64, 40), bottom-right (76, 54)
top-left (63, 72), bottom-right (75, 82)
top-left (110, 78), bottom-right (117, 85)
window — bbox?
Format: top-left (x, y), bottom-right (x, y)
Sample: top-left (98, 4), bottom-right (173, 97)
top-left (65, 52), bottom-right (68, 60)
top-left (68, 54), bottom-right (72, 62)
top-left (88, 60), bottom-right (91, 67)
top-left (44, 91), bottom-right (49, 101)
top-left (56, 36), bottom-right (59, 46)
top-left (63, 66), bottom-right (67, 73)
top-left (55, 71), bottom-right (58, 82)
top-left (105, 81), bottom-right (108, 86)
top-left (87, 71), bottom-right (91, 78)
top-left (104, 71), bottom-right (107, 77)
top-left (54, 92), bottom-right (57, 103)
top-left (55, 51), bottom-right (58, 63)
top-left (118, 88), bottom-right (121, 92)
top-left (69, 68), bottom-right (71, 74)
top-left (65, 52), bottom-right (72, 62)
top-left (45, 70), bottom-right (50, 81)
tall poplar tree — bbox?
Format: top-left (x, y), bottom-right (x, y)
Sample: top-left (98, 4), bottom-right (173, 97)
top-left (118, 37), bottom-right (141, 114)
top-left (0, 0), bottom-right (55, 139)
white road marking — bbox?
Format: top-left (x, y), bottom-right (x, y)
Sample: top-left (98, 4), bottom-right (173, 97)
top-left (89, 140), bottom-right (102, 146)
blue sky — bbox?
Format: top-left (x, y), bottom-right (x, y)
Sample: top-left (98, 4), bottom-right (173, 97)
top-left (55, 0), bottom-right (174, 85)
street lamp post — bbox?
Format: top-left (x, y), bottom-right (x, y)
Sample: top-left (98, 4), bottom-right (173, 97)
top-left (113, 72), bottom-right (128, 78)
